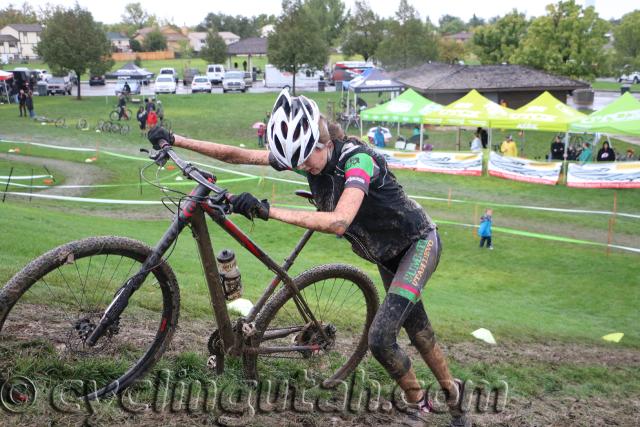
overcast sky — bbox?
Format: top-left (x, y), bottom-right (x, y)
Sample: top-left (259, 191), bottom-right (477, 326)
top-left (20, 0), bottom-right (636, 26)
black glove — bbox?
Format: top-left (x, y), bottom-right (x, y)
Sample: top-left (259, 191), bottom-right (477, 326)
top-left (230, 193), bottom-right (270, 221)
top-left (147, 126), bottom-right (175, 150)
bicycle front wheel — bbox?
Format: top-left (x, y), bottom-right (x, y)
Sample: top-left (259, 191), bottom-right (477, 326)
top-left (244, 264), bottom-right (378, 388)
top-left (109, 110), bottom-right (119, 121)
top-left (0, 236), bottom-right (180, 399)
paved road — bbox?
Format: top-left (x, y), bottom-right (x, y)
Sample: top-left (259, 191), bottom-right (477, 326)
top-left (48, 80), bottom-right (336, 98)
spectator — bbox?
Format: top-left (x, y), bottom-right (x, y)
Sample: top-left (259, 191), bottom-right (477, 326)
top-left (117, 93), bottom-right (128, 120)
top-left (10, 81), bottom-right (19, 104)
top-left (18, 89), bottom-right (27, 117)
top-left (136, 106), bottom-right (147, 137)
top-left (146, 106), bottom-right (158, 129)
top-left (596, 141), bottom-right (616, 162)
top-left (25, 90), bottom-right (35, 118)
top-left (122, 80), bottom-right (131, 96)
top-left (578, 142), bottom-right (592, 164)
top-left (476, 126), bottom-right (488, 149)
top-left (620, 148), bottom-right (636, 161)
top-left (412, 125), bottom-right (421, 138)
top-left (500, 134), bottom-right (518, 157)
top-left (156, 100), bottom-right (164, 125)
top-left (144, 98), bottom-right (155, 113)
top-left (550, 135), bottom-right (565, 160)
top-left (257, 123), bottom-right (266, 148)
top-left (374, 126), bottom-right (385, 148)
top-left (470, 132), bottom-right (482, 151)
top-left (478, 209), bottom-right (493, 250)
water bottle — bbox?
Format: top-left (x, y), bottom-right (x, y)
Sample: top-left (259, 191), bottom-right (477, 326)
top-left (217, 249), bottom-right (242, 301)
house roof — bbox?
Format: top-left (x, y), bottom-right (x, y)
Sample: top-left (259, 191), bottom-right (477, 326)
top-left (227, 37), bottom-right (268, 55)
top-left (218, 31), bottom-right (239, 40)
top-left (390, 62), bottom-right (589, 93)
top-left (107, 32), bottom-right (128, 41)
top-left (442, 31), bottom-right (473, 41)
top-left (4, 24), bottom-right (43, 33)
top-left (0, 34), bottom-right (19, 42)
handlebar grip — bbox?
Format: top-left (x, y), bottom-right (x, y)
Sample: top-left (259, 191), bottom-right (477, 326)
top-left (158, 139), bottom-right (170, 149)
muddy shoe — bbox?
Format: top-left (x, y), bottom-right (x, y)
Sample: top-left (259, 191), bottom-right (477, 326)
top-left (399, 391), bottom-right (434, 426)
top-left (449, 379), bottom-right (471, 427)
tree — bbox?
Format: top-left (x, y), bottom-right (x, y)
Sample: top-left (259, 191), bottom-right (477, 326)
top-left (268, 0), bottom-right (328, 94)
top-left (612, 10), bottom-right (640, 71)
top-left (303, 0), bottom-right (347, 46)
top-left (198, 13), bottom-right (259, 38)
top-left (89, 56), bottom-right (114, 77)
top-left (467, 14), bottom-right (485, 28)
top-left (438, 14), bottom-right (466, 34)
top-left (129, 38), bottom-right (143, 52)
top-left (36, 4), bottom-right (110, 99)
top-left (341, 0), bottom-right (382, 61)
top-left (200, 30), bottom-right (227, 64)
top-left (472, 10), bottom-right (529, 64)
top-left (0, 2), bottom-right (38, 28)
top-left (375, 0), bottom-right (438, 70)
top-left (121, 2), bottom-right (150, 29)
top-left (513, 0), bottom-right (609, 79)
top-left (438, 38), bottom-right (468, 64)
top-left (143, 28), bottom-right (167, 51)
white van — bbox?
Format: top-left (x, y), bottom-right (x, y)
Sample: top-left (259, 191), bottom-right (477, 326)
top-left (206, 64), bottom-right (225, 85)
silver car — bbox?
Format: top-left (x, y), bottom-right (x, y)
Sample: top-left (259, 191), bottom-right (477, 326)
top-left (222, 71), bottom-right (247, 93)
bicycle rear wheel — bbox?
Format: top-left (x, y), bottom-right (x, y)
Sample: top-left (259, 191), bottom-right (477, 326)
top-left (77, 118), bottom-right (88, 130)
top-left (55, 118), bottom-right (65, 128)
top-left (0, 236), bottom-right (180, 399)
top-left (244, 264), bottom-right (378, 388)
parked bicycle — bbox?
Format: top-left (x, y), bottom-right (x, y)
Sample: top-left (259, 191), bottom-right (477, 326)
top-left (34, 115), bottom-right (65, 128)
top-left (76, 118), bottom-right (89, 130)
top-left (0, 143), bottom-right (379, 400)
top-left (96, 119), bottom-right (130, 135)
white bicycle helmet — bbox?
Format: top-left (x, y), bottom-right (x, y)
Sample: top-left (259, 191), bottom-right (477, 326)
top-left (267, 89), bottom-right (321, 169)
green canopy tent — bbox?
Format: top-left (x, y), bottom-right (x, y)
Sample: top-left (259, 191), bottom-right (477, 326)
top-left (422, 89), bottom-right (513, 150)
top-left (491, 91), bottom-right (585, 132)
top-left (360, 89), bottom-right (442, 149)
top-left (570, 92), bottom-right (640, 136)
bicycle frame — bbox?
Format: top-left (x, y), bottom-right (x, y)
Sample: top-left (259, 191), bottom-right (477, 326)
top-left (88, 182), bottom-right (324, 366)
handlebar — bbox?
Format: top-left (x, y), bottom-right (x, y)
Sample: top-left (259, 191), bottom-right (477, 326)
top-left (143, 139), bottom-right (229, 205)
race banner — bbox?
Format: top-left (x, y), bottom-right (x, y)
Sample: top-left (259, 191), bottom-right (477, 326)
top-left (567, 161), bottom-right (640, 189)
top-left (488, 152), bottom-right (562, 185)
top-left (378, 150), bottom-right (483, 176)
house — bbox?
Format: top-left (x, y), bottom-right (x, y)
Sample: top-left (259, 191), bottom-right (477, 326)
top-left (0, 24), bottom-right (43, 59)
top-left (0, 34), bottom-right (20, 63)
top-left (134, 26), bottom-right (188, 52)
top-left (188, 31), bottom-right (240, 52)
top-left (442, 31), bottom-right (473, 44)
top-left (106, 32), bottom-right (131, 52)
top-left (390, 62), bottom-right (590, 108)
top-left (218, 32), bottom-right (240, 45)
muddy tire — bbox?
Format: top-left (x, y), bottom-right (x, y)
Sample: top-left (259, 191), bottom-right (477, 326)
top-left (0, 236), bottom-right (180, 399)
top-left (243, 264), bottom-right (378, 388)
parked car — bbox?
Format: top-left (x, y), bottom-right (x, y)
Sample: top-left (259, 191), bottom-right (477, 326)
top-left (206, 64), bottom-right (225, 85)
top-left (159, 67), bottom-right (179, 84)
top-left (222, 71), bottom-right (246, 93)
top-left (89, 75), bottom-right (106, 86)
top-left (243, 71), bottom-right (253, 88)
top-left (183, 67), bottom-right (201, 85)
top-left (115, 78), bottom-right (141, 96)
top-left (618, 71), bottom-right (640, 84)
top-left (32, 69), bottom-right (49, 81)
top-left (46, 76), bottom-right (72, 95)
top-left (366, 126), bottom-right (392, 146)
top-left (154, 75), bottom-right (177, 94)
top-left (191, 75), bottom-right (212, 93)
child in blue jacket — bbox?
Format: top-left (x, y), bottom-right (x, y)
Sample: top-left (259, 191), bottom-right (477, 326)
top-left (478, 209), bottom-right (493, 249)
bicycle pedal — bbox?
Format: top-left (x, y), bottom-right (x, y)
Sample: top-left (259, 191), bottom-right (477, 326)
top-left (241, 322), bottom-right (257, 337)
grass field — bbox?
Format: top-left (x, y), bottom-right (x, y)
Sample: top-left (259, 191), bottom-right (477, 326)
top-left (591, 80), bottom-right (640, 92)
top-left (0, 91), bottom-right (638, 426)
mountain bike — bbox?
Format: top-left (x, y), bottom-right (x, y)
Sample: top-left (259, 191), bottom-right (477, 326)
top-left (0, 142), bottom-right (379, 400)
top-left (34, 115), bottom-right (65, 128)
top-left (110, 105), bottom-right (132, 121)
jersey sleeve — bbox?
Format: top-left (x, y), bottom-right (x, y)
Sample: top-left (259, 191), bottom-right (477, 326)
top-left (344, 153), bottom-right (376, 194)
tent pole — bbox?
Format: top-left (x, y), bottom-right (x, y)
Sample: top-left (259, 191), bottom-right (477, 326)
top-left (360, 117), bottom-right (363, 139)
top-left (420, 124), bottom-right (423, 151)
top-left (489, 127), bottom-right (493, 151)
top-left (563, 132), bottom-right (570, 185)
top-left (456, 127), bottom-right (461, 151)
top-left (397, 122), bottom-right (400, 137)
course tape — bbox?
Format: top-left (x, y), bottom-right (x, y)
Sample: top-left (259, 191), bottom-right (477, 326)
top-left (2, 139), bottom-right (637, 219)
top-left (0, 174), bottom-right (52, 180)
top-left (0, 176), bottom-right (258, 189)
top-left (2, 191), bottom-right (638, 254)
